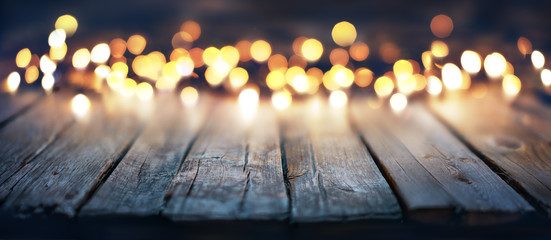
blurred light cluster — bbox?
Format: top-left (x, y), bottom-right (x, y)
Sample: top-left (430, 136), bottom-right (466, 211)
top-left (3, 13), bottom-right (549, 116)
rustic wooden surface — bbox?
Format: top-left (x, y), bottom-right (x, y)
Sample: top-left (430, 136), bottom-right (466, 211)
top-left (0, 88), bottom-right (550, 228)
top-left (430, 88), bottom-right (551, 217)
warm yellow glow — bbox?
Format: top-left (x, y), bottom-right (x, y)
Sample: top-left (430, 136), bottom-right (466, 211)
top-left (374, 76), bottom-right (394, 97)
top-left (461, 50), bottom-right (482, 74)
top-left (120, 78), bottom-right (137, 97)
top-left (48, 29), bottom-right (66, 48)
top-left (211, 58), bottom-right (231, 78)
top-left (180, 21), bottom-right (201, 42)
top-left (176, 57), bottom-right (194, 76)
top-left (162, 61), bottom-right (181, 81)
top-left (204, 67), bottom-right (225, 87)
top-left (430, 14), bottom-right (453, 38)
top-left (393, 59), bottom-right (413, 81)
top-left (460, 70), bottom-right (471, 90)
top-left (16, 48), bottom-right (31, 68)
top-left (332, 21), bottom-right (357, 47)
top-left (266, 70), bottom-right (286, 90)
top-left (106, 72), bottom-right (125, 90)
top-left (110, 38), bottom-right (126, 58)
top-left (422, 51), bottom-right (433, 69)
top-left (322, 71), bottom-right (339, 90)
top-left (390, 93), bottom-right (408, 112)
top-left (272, 90), bottom-right (292, 110)
top-left (238, 88), bottom-right (259, 109)
top-left (40, 55), bottom-right (57, 74)
top-left (541, 69), bottom-right (551, 87)
top-left (290, 74), bottom-right (309, 94)
top-left (268, 54), bottom-right (288, 71)
top-left (250, 40), bottom-right (271, 62)
top-left (6, 72), bottom-right (20, 93)
top-left (431, 41), bottom-right (448, 58)
top-left (329, 48), bottom-right (349, 66)
top-left (531, 50), bottom-right (545, 69)
top-left (136, 82), bottom-right (154, 101)
top-left (156, 76), bottom-right (177, 91)
top-left (229, 67), bottom-right (249, 90)
top-left (94, 65), bottom-right (110, 78)
top-left (220, 45), bottom-right (240, 67)
top-left (50, 43), bottom-right (67, 61)
top-left (41, 74), bottom-right (55, 92)
top-left (301, 38), bottom-right (323, 62)
top-left (55, 15), bottom-right (78, 36)
top-left (332, 65), bottom-right (354, 88)
top-left (111, 62), bottom-right (128, 77)
top-left (502, 74), bottom-right (521, 97)
top-left (71, 94), bottom-right (91, 117)
top-left (25, 66), bottom-right (39, 83)
top-left (329, 90), bottom-right (348, 108)
top-left (202, 47), bottom-right (220, 66)
top-left (293, 37), bottom-right (308, 56)
top-left (72, 48), bottom-right (91, 70)
top-left (484, 52), bottom-right (507, 78)
top-left (517, 37), bottom-right (532, 57)
top-left (354, 68), bottom-right (373, 87)
top-left (349, 42), bottom-right (369, 61)
top-left (426, 76), bottom-right (443, 96)
top-left (442, 63), bottom-right (462, 90)
top-left (91, 43), bottom-right (110, 64)
top-left (397, 75), bottom-right (417, 95)
top-left (413, 74), bottom-right (427, 91)
top-left (127, 35), bottom-right (146, 55)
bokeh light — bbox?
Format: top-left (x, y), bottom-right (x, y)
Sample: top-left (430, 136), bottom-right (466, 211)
top-left (332, 21), bottom-right (357, 47)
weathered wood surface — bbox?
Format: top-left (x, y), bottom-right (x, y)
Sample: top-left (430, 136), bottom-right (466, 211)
top-left (0, 92), bottom-right (74, 189)
top-left (280, 97), bottom-right (401, 221)
top-left (430, 88), bottom-right (551, 216)
top-left (163, 99), bottom-right (288, 220)
top-left (0, 92), bottom-right (145, 217)
top-left (351, 98), bottom-right (533, 222)
top-left (80, 95), bottom-right (212, 216)
top-left (0, 91), bottom-right (42, 127)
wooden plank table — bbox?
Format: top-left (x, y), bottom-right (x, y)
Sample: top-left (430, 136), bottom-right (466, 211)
top-left (0, 88), bottom-right (550, 237)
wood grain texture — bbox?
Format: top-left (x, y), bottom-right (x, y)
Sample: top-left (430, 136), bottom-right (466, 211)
top-left (0, 93), bottom-right (74, 190)
top-left (80, 95), bottom-right (212, 216)
top-left (430, 88), bottom-right (551, 216)
top-left (0, 92), bottom-right (145, 217)
top-left (280, 97), bottom-right (401, 222)
top-left (0, 91), bottom-right (42, 127)
top-left (164, 99), bottom-right (288, 220)
top-left (351, 98), bottom-right (533, 221)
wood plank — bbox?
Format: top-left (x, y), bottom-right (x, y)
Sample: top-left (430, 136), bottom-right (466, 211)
top-left (163, 99), bottom-right (288, 220)
top-left (430, 88), bottom-right (551, 216)
top-left (0, 92), bottom-right (74, 188)
top-left (351, 98), bottom-right (533, 223)
top-left (0, 92), bottom-right (145, 217)
top-left (80, 95), bottom-right (212, 216)
top-left (0, 91), bottom-right (42, 127)
top-left (280, 97), bottom-right (401, 222)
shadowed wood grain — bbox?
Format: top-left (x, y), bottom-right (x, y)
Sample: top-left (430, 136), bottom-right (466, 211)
top-left (0, 93), bottom-right (74, 189)
top-left (164, 100), bottom-right (288, 220)
top-left (0, 92), bottom-right (145, 217)
top-left (430, 88), bottom-right (551, 216)
top-left (0, 91), bottom-right (42, 127)
top-left (80, 95), bottom-right (212, 216)
top-left (280, 97), bottom-right (401, 222)
top-left (351, 98), bottom-right (533, 222)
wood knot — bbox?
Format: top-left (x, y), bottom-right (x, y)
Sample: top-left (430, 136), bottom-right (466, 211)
top-left (491, 136), bottom-right (523, 150)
